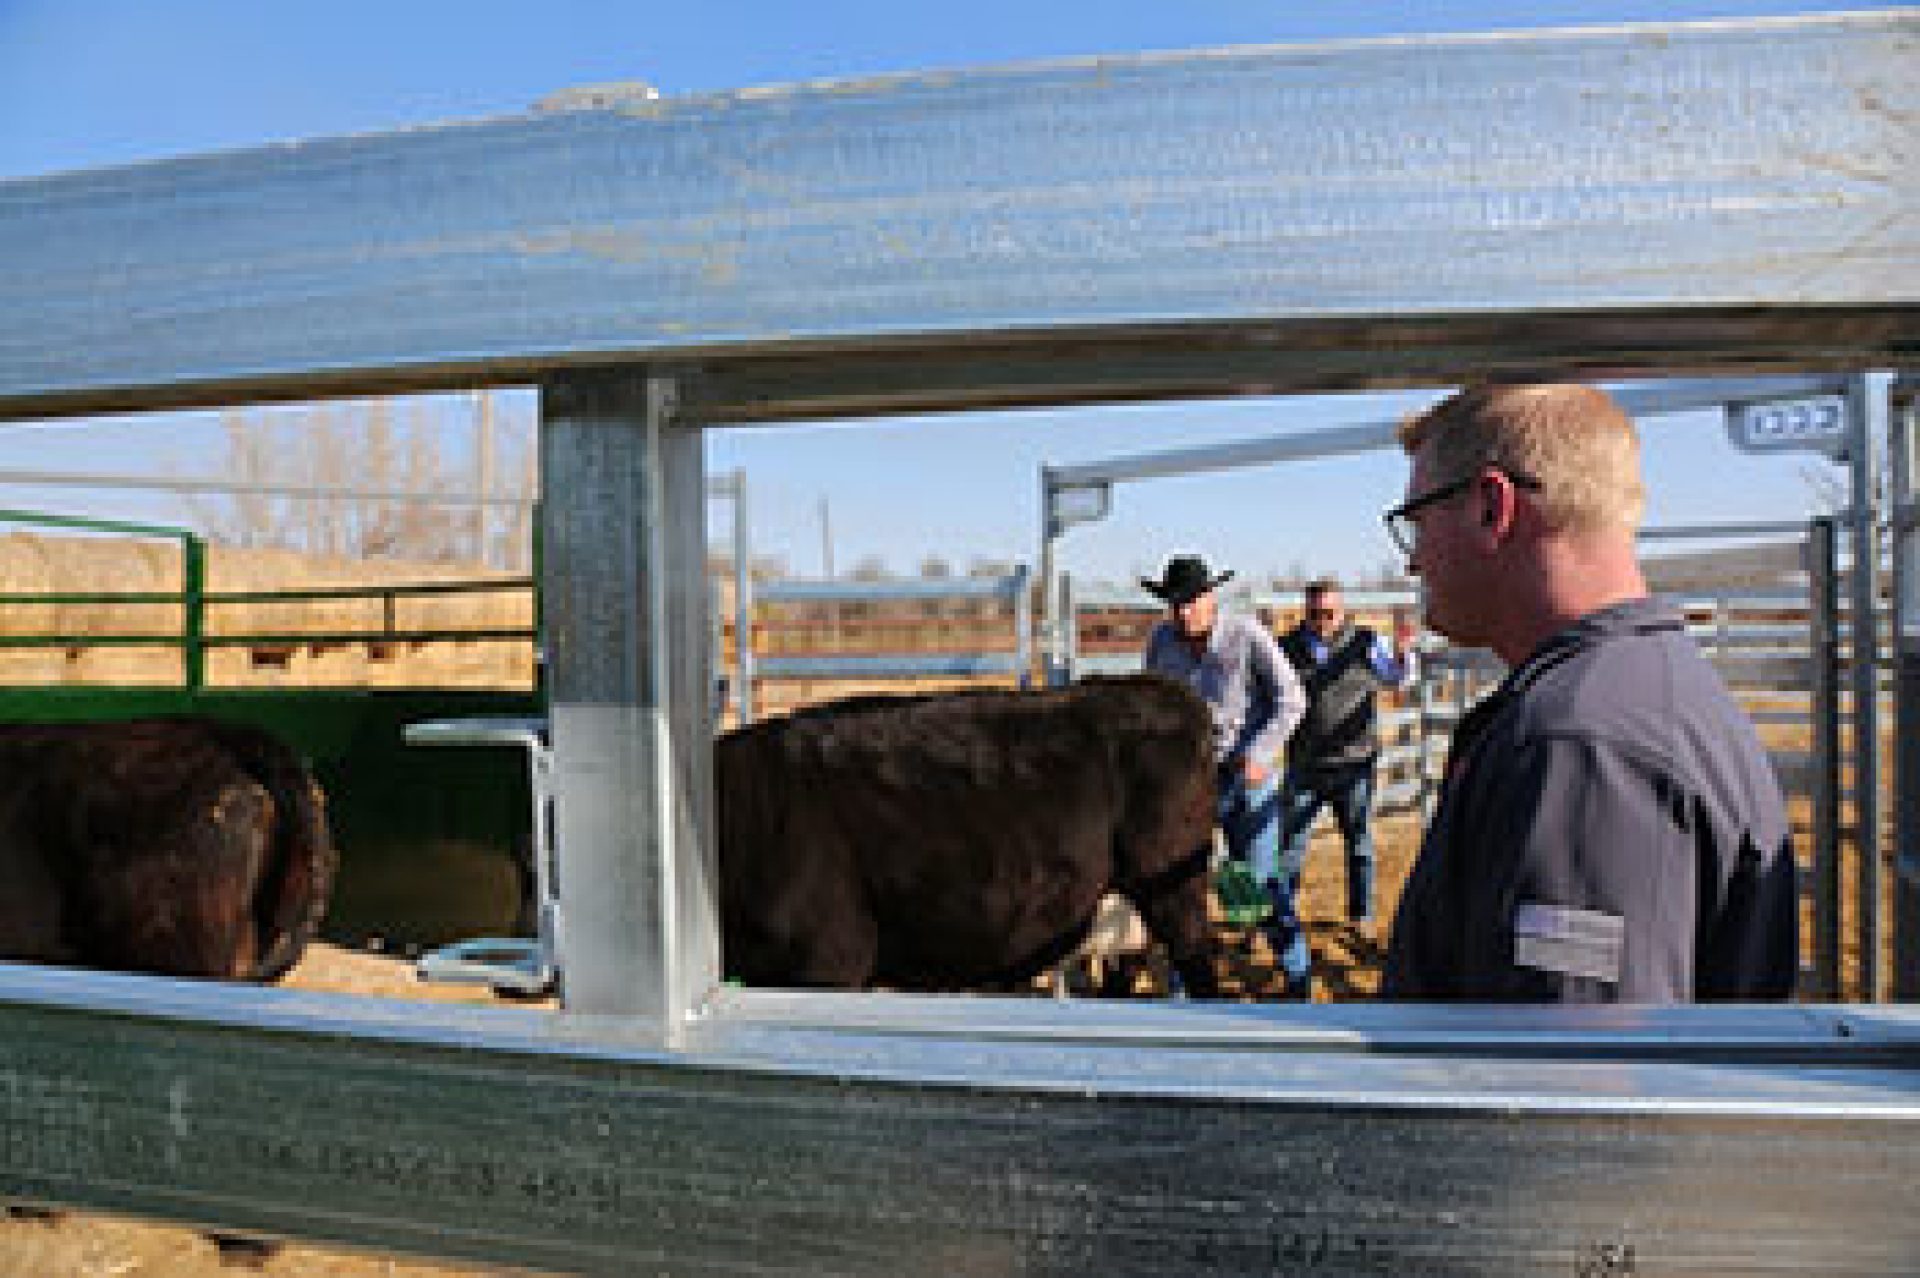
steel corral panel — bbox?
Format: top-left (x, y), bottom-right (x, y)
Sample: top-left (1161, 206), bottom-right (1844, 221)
top-left (757, 654), bottom-right (1025, 679)
top-left (5, 966), bottom-right (1920, 1275)
top-left (760, 575), bottom-right (1023, 603)
top-left (0, 12), bottom-right (1915, 422)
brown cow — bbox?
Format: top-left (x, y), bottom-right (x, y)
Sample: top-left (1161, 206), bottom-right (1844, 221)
top-left (0, 717), bottom-right (337, 1264)
top-left (0, 717), bottom-right (336, 981)
top-left (718, 673), bottom-right (1222, 996)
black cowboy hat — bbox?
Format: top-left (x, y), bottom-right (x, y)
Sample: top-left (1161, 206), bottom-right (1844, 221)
top-left (1140, 554), bottom-right (1234, 606)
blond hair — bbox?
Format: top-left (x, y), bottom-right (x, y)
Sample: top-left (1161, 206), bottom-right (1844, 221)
top-left (1397, 383), bottom-right (1645, 534)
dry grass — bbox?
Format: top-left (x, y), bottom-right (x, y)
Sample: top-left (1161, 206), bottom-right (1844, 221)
top-left (0, 533), bottom-right (535, 690)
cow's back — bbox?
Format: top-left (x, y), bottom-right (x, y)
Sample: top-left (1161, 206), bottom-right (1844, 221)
top-left (717, 677), bottom-right (1218, 992)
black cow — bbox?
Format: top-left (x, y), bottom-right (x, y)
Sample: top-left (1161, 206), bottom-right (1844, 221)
top-left (0, 717), bottom-right (336, 982)
top-left (718, 674), bottom-right (1222, 996)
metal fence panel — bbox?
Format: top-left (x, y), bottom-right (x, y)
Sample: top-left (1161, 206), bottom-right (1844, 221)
top-left (1, 14), bottom-right (1915, 423)
top-left (7, 967), bottom-right (1920, 1275)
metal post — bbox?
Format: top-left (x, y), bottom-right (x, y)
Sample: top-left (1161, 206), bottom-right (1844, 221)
top-left (474, 389), bottom-right (494, 561)
top-left (730, 468), bottom-right (755, 725)
top-left (181, 533), bottom-right (206, 692)
top-left (708, 576), bottom-right (724, 722)
top-left (1890, 378), bottom-right (1920, 998)
top-left (1808, 517), bottom-right (1841, 1000)
top-left (1011, 563), bottom-right (1033, 688)
top-left (539, 370), bottom-right (717, 1032)
top-left (1417, 658), bottom-right (1439, 822)
top-left (1847, 372), bottom-right (1891, 1001)
top-left (1038, 465), bottom-right (1063, 686)
top-left (1060, 571), bottom-right (1078, 684)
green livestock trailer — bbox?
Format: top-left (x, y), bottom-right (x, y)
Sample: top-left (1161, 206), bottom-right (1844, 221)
top-left (0, 507), bottom-right (544, 952)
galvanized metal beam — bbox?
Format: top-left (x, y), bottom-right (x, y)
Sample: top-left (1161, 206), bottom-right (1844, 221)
top-left (0, 12), bottom-right (1914, 423)
top-left (538, 371), bottom-right (716, 1026)
top-left (5, 967), bottom-right (1920, 1276)
top-left (1849, 372), bottom-right (1892, 1000)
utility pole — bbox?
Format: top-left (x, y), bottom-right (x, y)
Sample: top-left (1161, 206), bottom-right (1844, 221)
top-left (475, 390), bottom-right (494, 565)
top-left (819, 495), bottom-right (834, 578)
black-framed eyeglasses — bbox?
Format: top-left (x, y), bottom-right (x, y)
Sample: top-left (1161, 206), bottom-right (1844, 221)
top-left (1382, 469), bottom-right (1540, 557)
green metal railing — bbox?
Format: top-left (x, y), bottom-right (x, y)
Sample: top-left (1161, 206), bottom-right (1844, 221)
top-left (0, 509), bottom-right (536, 691)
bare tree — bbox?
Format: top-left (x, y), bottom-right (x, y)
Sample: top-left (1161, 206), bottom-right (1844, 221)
top-left (178, 393), bottom-right (537, 568)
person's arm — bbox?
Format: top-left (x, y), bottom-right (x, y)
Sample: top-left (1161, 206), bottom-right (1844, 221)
top-left (1141, 621), bottom-right (1170, 674)
top-left (1367, 631), bottom-right (1419, 690)
top-left (1244, 622), bottom-right (1306, 774)
top-left (1474, 733), bottom-right (1690, 1002)
top-left (1368, 611), bottom-right (1421, 690)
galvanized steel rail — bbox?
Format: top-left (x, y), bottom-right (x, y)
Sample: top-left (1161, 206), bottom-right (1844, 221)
top-left (7, 966), bottom-right (1920, 1276)
top-left (1, 13), bottom-right (1914, 423)
top-left (1, 10), bottom-right (1918, 1273)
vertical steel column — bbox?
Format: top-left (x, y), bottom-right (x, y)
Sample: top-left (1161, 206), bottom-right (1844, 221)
top-left (1808, 517), bottom-right (1841, 1000)
top-left (181, 533), bottom-right (206, 692)
top-left (707, 577), bottom-right (725, 719)
top-left (1012, 564), bottom-right (1033, 688)
top-left (730, 468), bottom-right (755, 725)
top-left (539, 370), bottom-right (717, 1031)
top-left (1848, 372), bottom-right (1891, 1001)
top-left (1060, 572), bottom-right (1078, 683)
top-left (1890, 379), bottom-right (1920, 998)
top-left (1417, 659), bottom-right (1440, 822)
top-left (1038, 466), bottom-right (1064, 686)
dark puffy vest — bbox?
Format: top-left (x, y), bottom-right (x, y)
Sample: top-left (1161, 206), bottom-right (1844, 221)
top-left (1281, 624), bottom-right (1385, 770)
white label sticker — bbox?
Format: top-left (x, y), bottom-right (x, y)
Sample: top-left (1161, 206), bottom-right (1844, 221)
top-left (1513, 901), bottom-right (1624, 984)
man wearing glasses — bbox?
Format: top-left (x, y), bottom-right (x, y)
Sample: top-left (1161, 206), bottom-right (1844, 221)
top-left (1277, 578), bottom-right (1419, 937)
top-left (1379, 383), bottom-right (1797, 1002)
top-left (1140, 554), bottom-right (1310, 997)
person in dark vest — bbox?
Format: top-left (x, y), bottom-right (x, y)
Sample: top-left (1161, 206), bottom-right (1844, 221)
top-left (1278, 578), bottom-right (1419, 933)
top-left (1140, 554), bottom-right (1310, 996)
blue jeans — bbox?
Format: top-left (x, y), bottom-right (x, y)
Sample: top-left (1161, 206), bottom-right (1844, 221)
top-left (1280, 762), bottom-right (1377, 923)
top-left (1219, 766), bottom-right (1309, 983)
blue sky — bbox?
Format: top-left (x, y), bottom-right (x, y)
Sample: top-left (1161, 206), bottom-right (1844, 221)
top-left (0, 1), bottom-right (1881, 584)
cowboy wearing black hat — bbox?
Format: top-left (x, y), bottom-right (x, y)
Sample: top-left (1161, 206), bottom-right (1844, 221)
top-left (1141, 554), bottom-right (1311, 998)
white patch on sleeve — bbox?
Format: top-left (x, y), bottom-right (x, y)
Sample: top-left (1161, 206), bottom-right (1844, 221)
top-left (1513, 900), bottom-right (1624, 984)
